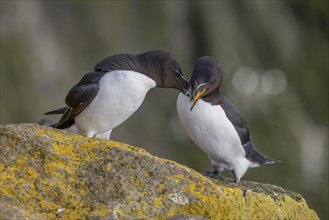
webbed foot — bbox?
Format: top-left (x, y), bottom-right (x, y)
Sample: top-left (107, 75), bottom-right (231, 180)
top-left (227, 180), bottom-right (239, 186)
top-left (230, 170), bottom-right (240, 186)
top-left (202, 170), bottom-right (219, 178)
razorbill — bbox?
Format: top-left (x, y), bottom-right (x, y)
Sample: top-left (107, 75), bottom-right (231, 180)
top-left (177, 56), bottom-right (279, 184)
top-left (45, 50), bottom-right (190, 139)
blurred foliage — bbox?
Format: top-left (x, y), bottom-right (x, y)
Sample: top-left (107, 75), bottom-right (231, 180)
top-left (0, 1), bottom-right (328, 218)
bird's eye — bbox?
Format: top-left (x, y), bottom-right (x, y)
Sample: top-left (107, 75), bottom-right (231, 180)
top-left (175, 69), bottom-right (181, 75)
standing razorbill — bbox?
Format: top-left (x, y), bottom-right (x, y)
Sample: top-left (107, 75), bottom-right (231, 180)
top-left (45, 50), bottom-right (189, 139)
top-left (177, 56), bottom-right (279, 184)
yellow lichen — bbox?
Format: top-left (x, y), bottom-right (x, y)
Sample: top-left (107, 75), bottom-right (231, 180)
top-left (188, 181), bottom-right (208, 202)
top-left (90, 205), bottom-right (113, 217)
top-left (154, 196), bottom-right (163, 209)
top-left (39, 200), bottom-right (61, 212)
top-left (0, 163), bottom-right (5, 172)
top-left (158, 182), bottom-right (164, 192)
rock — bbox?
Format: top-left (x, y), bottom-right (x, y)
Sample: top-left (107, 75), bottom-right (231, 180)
top-left (0, 123), bottom-right (318, 219)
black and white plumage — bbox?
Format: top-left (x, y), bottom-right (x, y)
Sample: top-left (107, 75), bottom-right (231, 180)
top-left (46, 50), bottom-right (189, 139)
top-left (177, 56), bottom-right (279, 184)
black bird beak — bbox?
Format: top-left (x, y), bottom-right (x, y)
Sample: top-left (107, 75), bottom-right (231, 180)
top-left (190, 88), bottom-right (207, 111)
top-left (176, 71), bottom-right (191, 97)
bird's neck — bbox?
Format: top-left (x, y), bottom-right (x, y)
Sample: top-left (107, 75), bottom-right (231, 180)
top-left (135, 55), bottom-right (164, 86)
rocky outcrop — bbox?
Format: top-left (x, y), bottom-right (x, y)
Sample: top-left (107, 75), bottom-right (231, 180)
top-left (0, 123), bottom-right (318, 219)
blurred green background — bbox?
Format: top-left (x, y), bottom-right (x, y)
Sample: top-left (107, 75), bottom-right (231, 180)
top-left (1, 1), bottom-right (328, 218)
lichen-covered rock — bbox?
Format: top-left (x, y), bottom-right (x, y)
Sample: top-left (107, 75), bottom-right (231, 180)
top-left (0, 123), bottom-right (318, 219)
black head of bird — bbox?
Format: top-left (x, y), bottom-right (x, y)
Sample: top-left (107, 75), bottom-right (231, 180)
top-left (190, 56), bottom-right (223, 110)
top-left (137, 50), bottom-right (190, 96)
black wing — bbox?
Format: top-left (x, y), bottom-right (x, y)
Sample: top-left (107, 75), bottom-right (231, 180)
top-left (52, 71), bottom-right (107, 129)
top-left (219, 96), bottom-right (250, 145)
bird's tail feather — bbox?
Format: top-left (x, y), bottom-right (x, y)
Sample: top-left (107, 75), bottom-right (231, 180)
top-left (243, 141), bottom-right (281, 165)
top-left (44, 107), bottom-right (68, 115)
top-left (43, 106), bottom-right (74, 129)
